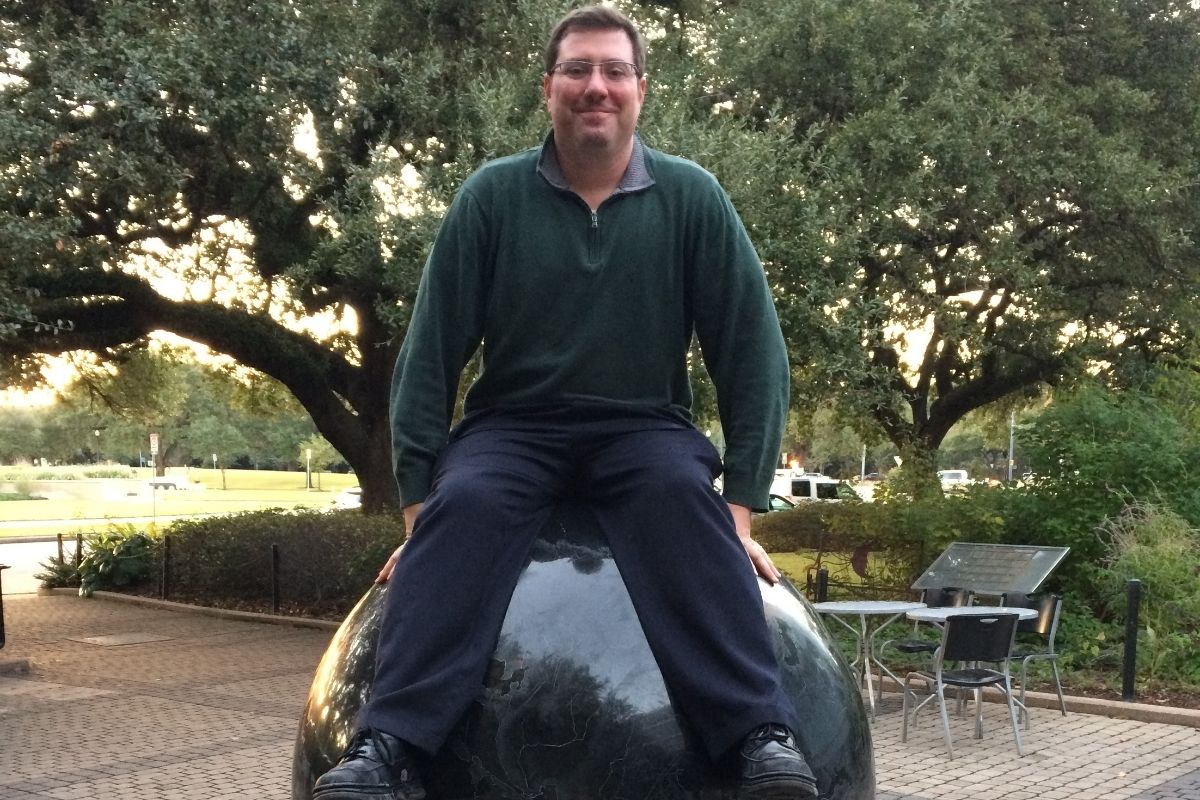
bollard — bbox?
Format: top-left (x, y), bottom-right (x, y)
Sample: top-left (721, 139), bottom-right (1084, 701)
top-left (1122, 578), bottom-right (1141, 702)
top-left (74, 533), bottom-right (83, 570)
top-left (816, 567), bottom-right (829, 603)
top-left (161, 535), bottom-right (172, 600)
top-left (0, 564), bottom-right (8, 649)
top-left (271, 544), bottom-right (281, 614)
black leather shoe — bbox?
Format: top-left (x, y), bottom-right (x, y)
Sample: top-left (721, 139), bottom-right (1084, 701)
top-left (312, 728), bottom-right (426, 800)
top-left (737, 723), bottom-right (819, 799)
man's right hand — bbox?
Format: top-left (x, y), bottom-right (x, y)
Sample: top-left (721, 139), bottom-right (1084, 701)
top-left (376, 501), bottom-right (424, 583)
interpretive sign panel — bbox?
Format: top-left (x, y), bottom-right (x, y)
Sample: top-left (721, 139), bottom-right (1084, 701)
top-left (912, 542), bottom-right (1070, 595)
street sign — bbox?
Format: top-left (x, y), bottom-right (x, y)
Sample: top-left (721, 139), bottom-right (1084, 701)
top-left (149, 433), bottom-right (160, 456)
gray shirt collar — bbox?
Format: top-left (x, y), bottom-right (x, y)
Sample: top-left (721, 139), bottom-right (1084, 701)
top-left (537, 132), bottom-right (655, 194)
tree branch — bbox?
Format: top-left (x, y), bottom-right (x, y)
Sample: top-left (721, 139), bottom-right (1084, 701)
top-left (17, 267), bottom-right (377, 456)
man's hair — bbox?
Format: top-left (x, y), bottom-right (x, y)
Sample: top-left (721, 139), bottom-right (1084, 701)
top-left (543, 5), bottom-right (647, 76)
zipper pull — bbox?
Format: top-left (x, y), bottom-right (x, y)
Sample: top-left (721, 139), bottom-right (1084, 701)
top-left (590, 211), bottom-right (598, 229)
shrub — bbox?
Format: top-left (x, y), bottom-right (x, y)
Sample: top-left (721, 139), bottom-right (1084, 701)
top-left (752, 492), bottom-right (1008, 597)
top-left (1095, 502), bottom-right (1200, 683)
top-left (77, 524), bottom-right (159, 597)
top-left (751, 505), bottom-right (830, 552)
top-left (1052, 597), bottom-right (1122, 673)
top-left (82, 468), bottom-right (137, 479)
top-left (36, 509), bottom-right (403, 616)
top-left (1012, 385), bottom-right (1200, 586)
top-left (34, 555), bottom-right (81, 588)
top-left (158, 508), bottom-right (403, 617)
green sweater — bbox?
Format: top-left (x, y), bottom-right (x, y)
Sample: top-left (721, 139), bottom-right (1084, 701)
top-left (391, 135), bottom-right (789, 510)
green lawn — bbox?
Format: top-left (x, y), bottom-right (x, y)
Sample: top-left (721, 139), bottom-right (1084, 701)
top-left (770, 549), bottom-right (897, 595)
top-left (0, 467), bottom-right (360, 538)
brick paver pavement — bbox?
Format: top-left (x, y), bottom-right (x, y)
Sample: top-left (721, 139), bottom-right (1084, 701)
top-left (2, 594), bottom-right (1199, 799)
top-left (1, 595), bottom-right (331, 800)
top-left (871, 692), bottom-right (1200, 800)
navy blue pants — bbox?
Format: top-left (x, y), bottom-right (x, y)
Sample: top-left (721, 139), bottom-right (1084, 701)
top-left (364, 405), bottom-right (798, 759)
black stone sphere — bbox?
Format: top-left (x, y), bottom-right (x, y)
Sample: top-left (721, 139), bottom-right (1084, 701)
top-left (292, 504), bottom-right (874, 799)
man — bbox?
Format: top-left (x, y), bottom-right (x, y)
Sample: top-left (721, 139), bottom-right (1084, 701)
top-left (313, 6), bottom-right (818, 799)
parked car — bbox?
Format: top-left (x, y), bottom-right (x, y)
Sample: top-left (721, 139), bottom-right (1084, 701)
top-left (749, 494), bottom-right (797, 517)
top-left (147, 475), bottom-right (199, 490)
top-left (836, 481), bottom-right (864, 502)
top-left (937, 469), bottom-right (971, 491)
top-left (768, 493), bottom-right (796, 512)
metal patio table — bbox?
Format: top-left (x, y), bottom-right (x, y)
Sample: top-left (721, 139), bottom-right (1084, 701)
top-left (906, 605), bottom-right (1038, 624)
top-left (813, 599), bottom-right (926, 719)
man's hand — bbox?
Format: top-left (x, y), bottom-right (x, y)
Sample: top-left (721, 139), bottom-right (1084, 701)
top-left (729, 502), bottom-right (781, 585)
top-left (376, 502), bottom-right (424, 583)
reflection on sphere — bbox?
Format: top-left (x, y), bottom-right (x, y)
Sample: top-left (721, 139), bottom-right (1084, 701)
top-left (293, 504), bottom-right (874, 799)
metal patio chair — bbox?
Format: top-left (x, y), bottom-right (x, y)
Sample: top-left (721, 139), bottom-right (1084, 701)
top-left (1001, 591), bottom-right (1067, 727)
top-left (901, 612), bottom-right (1023, 759)
top-left (877, 586), bottom-right (973, 698)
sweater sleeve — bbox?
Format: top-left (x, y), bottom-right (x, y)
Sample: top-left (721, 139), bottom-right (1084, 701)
top-left (690, 176), bottom-right (790, 512)
top-left (390, 187), bottom-right (490, 506)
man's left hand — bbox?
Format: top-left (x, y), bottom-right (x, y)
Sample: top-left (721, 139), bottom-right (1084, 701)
top-left (729, 502), bottom-right (781, 584)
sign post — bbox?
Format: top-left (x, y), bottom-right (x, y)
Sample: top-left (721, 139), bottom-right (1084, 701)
top-left (149, 433), bottom-right (161, 523)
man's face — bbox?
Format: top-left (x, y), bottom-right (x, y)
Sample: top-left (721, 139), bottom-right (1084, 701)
top-left (543, 28), bottom-right (646, 157)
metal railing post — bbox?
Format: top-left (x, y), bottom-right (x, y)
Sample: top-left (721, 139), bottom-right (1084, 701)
top-left (0, 564), bottom-right (9, 649)
top-left (1122, 578), bottom-right (1142, 702)
top-left (270, 544), bottom-right (281, 614)
top-left (160, 535), bottom-right (172, 600)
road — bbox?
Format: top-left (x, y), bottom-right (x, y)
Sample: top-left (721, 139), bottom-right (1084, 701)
top-left (0, 512), bottom-right (217, 533)
top-left (1, 539), bottom-right (72, 595)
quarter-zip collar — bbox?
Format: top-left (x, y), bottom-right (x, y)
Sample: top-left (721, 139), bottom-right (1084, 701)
top-left (536, 132), bottom-right (655, 197)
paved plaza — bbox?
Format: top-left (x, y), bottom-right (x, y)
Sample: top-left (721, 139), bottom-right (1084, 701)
top-left (1, 593), bottom-right (1198, 799)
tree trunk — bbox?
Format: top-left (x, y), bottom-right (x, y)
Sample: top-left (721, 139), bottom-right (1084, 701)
top-left (889, 440), bottom-right (941, 501)
top-left (354, 420), bottom-right (400, 513)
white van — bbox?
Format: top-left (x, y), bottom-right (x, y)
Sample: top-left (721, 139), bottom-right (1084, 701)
top-left (770, 470), bottom-right (841, 502)
top-left (937, 469), bottom-right (970, 490)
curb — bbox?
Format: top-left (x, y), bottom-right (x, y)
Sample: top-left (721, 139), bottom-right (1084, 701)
top-left (874, 676), bottom-right (1200, 729)
top-left (32, 590), bottom-right (1200, 729)
top-left (42, 586), bottom-right (341, 631)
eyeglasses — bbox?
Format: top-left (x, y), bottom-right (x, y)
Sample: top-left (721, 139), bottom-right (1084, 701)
top-left (549, 60), bottom-right (641, 82)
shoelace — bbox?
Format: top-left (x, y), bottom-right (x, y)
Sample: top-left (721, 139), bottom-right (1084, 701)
top-left (750, 723), bottom-right (793, 744)
top-left (336, 730), bottom-right (416, 785)
top-left (341, 729), bottom-right (384, 762)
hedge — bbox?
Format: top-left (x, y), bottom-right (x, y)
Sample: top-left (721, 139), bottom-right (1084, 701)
top-left (158, 508), bottom-right (403, 617)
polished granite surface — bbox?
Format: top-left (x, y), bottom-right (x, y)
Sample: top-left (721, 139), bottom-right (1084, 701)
top-left (293, 505), bottom-right (874, 799)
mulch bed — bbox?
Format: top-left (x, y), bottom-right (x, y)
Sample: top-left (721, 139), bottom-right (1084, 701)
top-left (1050, 681), bottom-right (1200, 710)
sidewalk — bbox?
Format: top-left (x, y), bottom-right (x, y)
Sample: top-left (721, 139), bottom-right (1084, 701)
top-left (2, 593), bottom-right (1199, 800)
